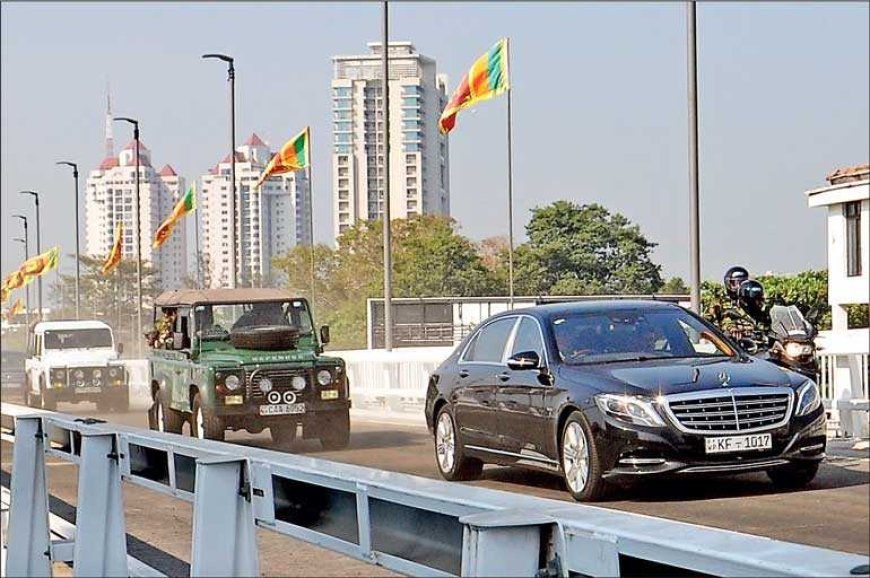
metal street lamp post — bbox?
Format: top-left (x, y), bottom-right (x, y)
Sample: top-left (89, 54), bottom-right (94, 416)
top-left (18, 191), bottom-right (41, 319)
top-left (202, 53), bottom-right (238, 288)
top-left (113, 117), bottom-right (144, 356)
top-left (381, 1), bottom-right (394, 351)
top-left (12, 221), bottom-right (30, 330)
top-left (57, 161), bottom-right (81, 319)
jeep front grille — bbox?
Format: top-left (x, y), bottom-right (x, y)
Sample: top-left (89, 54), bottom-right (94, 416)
top-left (246, 367), bottom-right (310, 401)
top-left (663, 387), bottom-right (793, 434)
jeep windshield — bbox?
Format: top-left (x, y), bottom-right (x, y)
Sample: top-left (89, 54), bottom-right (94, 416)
top-left (552, 308), bottom-right (735, 365)
top-left (44, 329), bottom-right (113, 350)
top-left (194, 300), bottom-right (314, 341)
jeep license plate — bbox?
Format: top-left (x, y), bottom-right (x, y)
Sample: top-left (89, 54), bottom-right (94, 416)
top-left (259, 403), bottom-right (306, 416)
top-left (705, 433), bottom-right (772, 454)
top-left (76, 387), bottom-right (101, 394)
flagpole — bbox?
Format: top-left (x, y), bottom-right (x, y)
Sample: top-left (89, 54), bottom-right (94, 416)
top-left (306, 128), bottom-right (316, 308)
top-left (382, 0), bottom-right (394, 351)
top-left (506, 38), bottom-right (515, 309)
top-left (194, 184), bottom-right (202, 289)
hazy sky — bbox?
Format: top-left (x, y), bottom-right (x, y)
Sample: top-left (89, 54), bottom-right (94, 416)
top-left (2, 2), bottom-right (868, 286)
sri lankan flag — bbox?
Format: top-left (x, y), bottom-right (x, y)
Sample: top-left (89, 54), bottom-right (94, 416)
top-left (102, 222), bottom-right (124, 275)
top-left (255, 127), bottom-right (310, 187)
top-left (20, 247), bottom-right (60, 286)
top-left (439, 38), bottom-right (510, 134)
top-left (153, 185), bottom-right (196, 249)
top-left (0, 285), bottom-right (9, 304)
top-left (6, 298), bottom-right (24, 322)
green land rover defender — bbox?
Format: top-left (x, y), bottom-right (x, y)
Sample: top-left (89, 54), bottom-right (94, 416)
top-left (146, 288), bottom-right (350, 449)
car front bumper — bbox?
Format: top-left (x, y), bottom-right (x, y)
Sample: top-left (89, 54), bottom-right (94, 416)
top-left (589, 405), bottom-right (827, 480)
top-left (44, 384), bottom-right (129, 402)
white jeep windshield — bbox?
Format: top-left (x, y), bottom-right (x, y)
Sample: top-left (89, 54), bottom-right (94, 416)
top-left (44, 329), bottom-right (113, 350)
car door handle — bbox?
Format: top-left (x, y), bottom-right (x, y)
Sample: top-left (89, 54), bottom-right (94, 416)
top-left (481, 399), bottom-right (491, 406)
top-left (497, 372), bottom-right (510, 382)
top-left (458, 369), bottom-right (470, 378)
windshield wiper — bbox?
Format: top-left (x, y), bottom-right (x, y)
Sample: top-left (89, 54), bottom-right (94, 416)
top-left (573, 355), bottom-right (662, 365)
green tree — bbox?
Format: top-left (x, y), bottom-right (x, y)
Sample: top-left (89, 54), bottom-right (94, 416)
top-left (658, 276), bottom-right (689, 295)
top-left (512, 201), bottom-right (663, 295)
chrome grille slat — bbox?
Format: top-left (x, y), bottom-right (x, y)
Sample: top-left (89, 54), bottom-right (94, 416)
top-left (246, 367), bottom-right (310, 400)
top-left (663, 387), bottom-right (794, 434)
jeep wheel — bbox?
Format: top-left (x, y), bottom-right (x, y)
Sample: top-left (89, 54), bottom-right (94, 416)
top-left (190, 393), bottom-right (225, 441)
top-left (230, 326), bottom-right (300, 351)
top-left (39, 381), bottom-right (57, 412)
top-left (270, 423), bottom-right (297, 447)
top-left (148, 389), bottom-right (183, 434)
top-left (319, 410), bottom-right (351, 451)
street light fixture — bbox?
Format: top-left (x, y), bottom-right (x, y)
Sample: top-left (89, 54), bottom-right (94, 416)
top-left (57, 161), bottom-right (81, 319)
top-left (18, 191), bottom-right (41, 320)
top-left (202, 53), bottom-right (238, 288)
top-left (12, 237), bottom-right (30, 329)
top-left (113, 116), bottom-right (144, 356)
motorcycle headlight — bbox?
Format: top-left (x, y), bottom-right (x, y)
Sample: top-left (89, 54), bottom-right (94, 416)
top-left (108, 367), bottom-right (119, 378)
top-left (595, 393), bottom-right (666, 427)
top-left (795, 381), bottom-right (821, 416)
top-left (317, 369), bottom-right (332, 386)
top-left (259, 377), bottom-right (273, 393)
top-left (224, 374), bottom-right (241, 391)
top-left (291, 375), bottom-right (306, 391)
top-left (784, 342), bottom-right (814, 359)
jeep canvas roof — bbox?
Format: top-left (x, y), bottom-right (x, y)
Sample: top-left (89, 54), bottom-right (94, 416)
top-left (154, 288), bottom-right (300, 307)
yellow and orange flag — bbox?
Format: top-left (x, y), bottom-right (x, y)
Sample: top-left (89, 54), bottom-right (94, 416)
top-left (6, 298), bottom-right (24, 322)
top-left (439, 38), bottom-right (510, 134)
top-left (0, 285), bottom-right (10, 304)
top-left (19, 247), bottom-right (59, 286)
top-left (255, 128), bottom-right (310, 188)
top-left (153, 185), bottom-right (196, 250)
top-left (102, 222), bottom-right (124, 275)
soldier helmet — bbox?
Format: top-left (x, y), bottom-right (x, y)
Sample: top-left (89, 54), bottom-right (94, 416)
top-left (723, 266), bottom-right (750, 300)
top-left (737, 279), bottom-right (765, 320)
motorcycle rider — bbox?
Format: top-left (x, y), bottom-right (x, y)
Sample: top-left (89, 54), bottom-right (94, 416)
top-left (706, 266), bottom-right (755, 341)
top-left (723, 266), bottom-right (750, 305)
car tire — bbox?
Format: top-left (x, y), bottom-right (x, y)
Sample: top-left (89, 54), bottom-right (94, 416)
top-left (319, 410), bottom-right (351, 450)
top-left (39, 380), bottom-right (57, 412)
top-left (766, 462), bottom-right (820, 488)
top-left (560, 411), bottom-right (610, 502)
top-left (148, 389), bottom-right (183, 434)
top-left (270, 423), bottom-right (297, 447)
top-left (433, 405), bottom-right (482, 481)
top-left (190, 392), bottom-right (225, 441)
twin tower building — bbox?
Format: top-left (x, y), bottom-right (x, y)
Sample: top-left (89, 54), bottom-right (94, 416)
top-left (85, 42), bottom-right (451, 290)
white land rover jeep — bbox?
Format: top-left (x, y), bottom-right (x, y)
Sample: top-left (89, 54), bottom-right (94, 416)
top-left (25, 320), bottom-right (129, 411)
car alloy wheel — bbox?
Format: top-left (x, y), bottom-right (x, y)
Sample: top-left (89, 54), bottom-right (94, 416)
top-left (562, 421), bottom-right (590, 494)
top-left (435, 411), bottom-right (456, 474)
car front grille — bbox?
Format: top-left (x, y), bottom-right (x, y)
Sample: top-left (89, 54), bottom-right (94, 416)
top-left (245, 367), bottom-right (310, 402)
top-left (663, 387), bottom-right (793, 434)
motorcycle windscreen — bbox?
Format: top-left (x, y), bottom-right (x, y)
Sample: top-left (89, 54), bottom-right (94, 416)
top-left (769, 305), bottom-right (812, 340)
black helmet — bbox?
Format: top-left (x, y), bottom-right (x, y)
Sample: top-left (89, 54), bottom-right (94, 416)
top-left (724, 266), bottom-right (750, 300)
top-left (738, 279), bottom-right (765, 320)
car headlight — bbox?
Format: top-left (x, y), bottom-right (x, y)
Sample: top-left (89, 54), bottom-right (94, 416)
top-left (291, 375), bottom-right (306, 391)
top-left (317, 369), bottom-right (332, 386)
top-left (108, 367), bottom-right (119, 378)
top-left (224, 374), bottom-right (241, 391)
top-left (595, 393), bottom-right (666, 427)
top-left (784, 341), bottom-right (814, 359)
top-left (52, 369), bottom-right (65, 380)
top-left (259, 377), bottom-right (273, 393)
top-left (93, 369), bottom-right (102, 379)
top-left (74, 369), bottom-right (85, 379)
top-left (795, 381), bottom-right (821, 416)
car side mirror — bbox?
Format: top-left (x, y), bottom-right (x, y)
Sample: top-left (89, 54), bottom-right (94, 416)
top-left (117, 342), bottom-right (124, 355)
top-left (320, 325), bottom-right (331, 345)
top-left (738, 338), bottom-right (758, 355)
top-left (507, 350), bottom-right (541, 371)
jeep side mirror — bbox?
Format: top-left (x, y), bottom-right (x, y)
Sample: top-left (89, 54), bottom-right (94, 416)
top-left (117, 342), bottom-right (124, 355)
top-left (320, 325), bottom-right (331, 345)
top-left (507, 350), bottom-right (541, 371)
top-left (738, 338), bottom-right (758, 355)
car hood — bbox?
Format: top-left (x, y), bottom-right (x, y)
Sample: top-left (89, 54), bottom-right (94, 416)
top-left (560, 356), bottom-right (799, 396)
top-left (40, 350), bottom-right (121, 367)
top-left (197, 349), bottom-right (320, 367)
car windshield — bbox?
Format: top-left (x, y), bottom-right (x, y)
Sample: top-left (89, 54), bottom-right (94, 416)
top-left (193, 300), bottom-right (313, 340)
top-left (551, 308), bottom-right (735, 365)
top-left (44, 329), bottom-right (113, 350)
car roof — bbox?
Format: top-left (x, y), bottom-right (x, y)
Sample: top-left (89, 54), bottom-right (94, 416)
top-left (154, 288), bottom-right (301, 307)
top-left (33, 320), bottom-right (113, 332)
top-left (487, 299), bottom-right (683, 323)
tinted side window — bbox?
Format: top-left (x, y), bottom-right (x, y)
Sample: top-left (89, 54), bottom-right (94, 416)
top-left (465, 318), bottom-right (516, 363)
top-left (511, 317), bottom-right (546, 362)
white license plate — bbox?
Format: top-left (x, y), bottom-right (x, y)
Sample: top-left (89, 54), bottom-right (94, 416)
top-left (259, 403), bottom-right (306, 416)
top-left (705, 433), bottom-right (772, 454)
top-left (76, 386), bottom-right (101, 394)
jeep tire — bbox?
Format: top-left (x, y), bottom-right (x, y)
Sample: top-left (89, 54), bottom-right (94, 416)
top-left (229, 326), bottom-right (299, 351)
top-left (319, 409), bottom-right (351, 450)
top-left (39, 379), bottom-right (57, 412)
top-left (148, 388), bottom-right (183, 434)
top-left (191, 392), bottom-right (225, 441)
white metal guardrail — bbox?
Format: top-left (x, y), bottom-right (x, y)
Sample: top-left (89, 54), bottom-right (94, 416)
top-left (1, 403), bottom-right (868, 577)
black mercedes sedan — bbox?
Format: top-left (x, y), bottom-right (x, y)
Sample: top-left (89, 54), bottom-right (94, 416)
top-left (424, 301), bottom-right (826, 501)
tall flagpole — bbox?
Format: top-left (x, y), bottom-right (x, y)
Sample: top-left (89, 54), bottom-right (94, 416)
top-left (307, 128), bottom-right (316, 307)
top-left (506, 38), bottom-right (515, 309)
top-left (382, 0), bottom-right (394, 351)
top-left (687, 1), bottom-right (701, 313)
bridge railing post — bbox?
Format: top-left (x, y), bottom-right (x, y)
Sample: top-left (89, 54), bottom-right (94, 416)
top-left (191, 456), bottom-right (259, 577)
top-left (5, 415), bottom-right (52, 577)
top-left (72, 431), bottom-right (128, 577)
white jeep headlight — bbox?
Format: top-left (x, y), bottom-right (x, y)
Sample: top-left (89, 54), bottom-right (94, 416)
top-left (225, 374), bottom-right (241, 391)
top-left (595, 393), bottom-right (666, 427)
top-left (317, 369), bottom-right (332, 386)
top-left (795, 381), bottom-right (821, 416)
